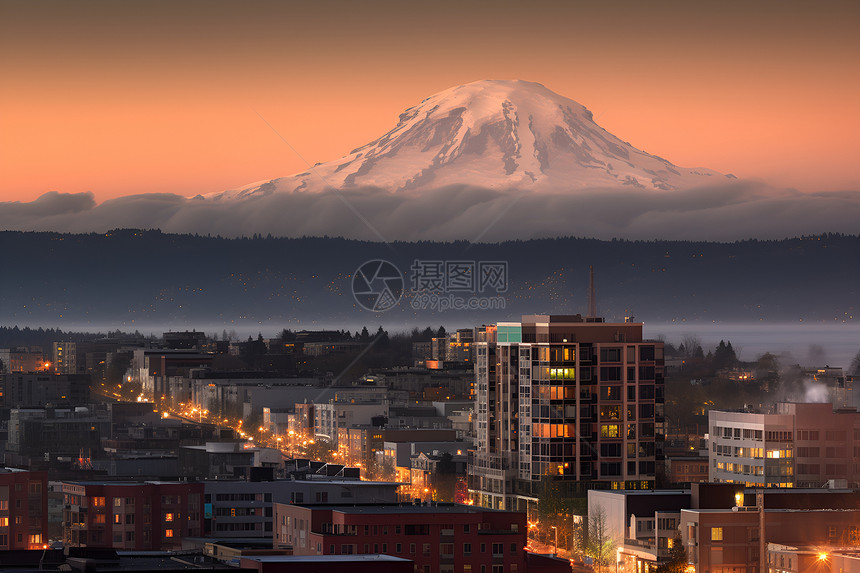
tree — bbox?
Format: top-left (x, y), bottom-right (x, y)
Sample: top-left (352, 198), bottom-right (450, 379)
top-left (581, 505), bottom-right (616, 573)
top-left (536, 476), bottom-right (582, 554)
top-left (680, 335), bottom-right (702, 358)
top-left (656, 533), bottom-right (688, 573)
top-left (713, 340), bottom-right (738, 370)
top-left (849, 348), bottom-right (860, 376)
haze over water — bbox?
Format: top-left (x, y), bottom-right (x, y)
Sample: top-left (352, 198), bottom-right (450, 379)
top-left (646, 322), bottom-right (860, 369)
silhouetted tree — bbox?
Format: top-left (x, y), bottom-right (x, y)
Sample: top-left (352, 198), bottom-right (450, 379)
top-left (656, 533), bottom-right (688, 573)
top-left (849, 348), bottom-right (860, 376)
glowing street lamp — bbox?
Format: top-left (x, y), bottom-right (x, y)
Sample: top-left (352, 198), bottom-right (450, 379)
top-left (551, 525), bottom-right (558, 557)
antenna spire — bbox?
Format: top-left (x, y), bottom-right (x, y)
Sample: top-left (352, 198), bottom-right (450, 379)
top-left (587, 265), bottom-right (597, 318)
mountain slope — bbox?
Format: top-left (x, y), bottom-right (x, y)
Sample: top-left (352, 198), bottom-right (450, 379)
top-left (212, 80), bottom-right (731, 199)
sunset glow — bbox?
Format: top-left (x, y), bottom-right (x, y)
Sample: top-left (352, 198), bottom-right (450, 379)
top-left (1, 0), bottom-right (858, 202)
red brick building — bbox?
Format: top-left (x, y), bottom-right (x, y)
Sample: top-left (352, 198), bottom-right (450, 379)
top-left (274, 502), bottom-right (527, 573)
top-left (666, 456), bottom-right (709, 486)
top-left (61, 481), bottom-right (203, 550)
top-left (0, 468), bottom-right (48, 550)
top-left (241, 554), bottom-right (415, 573)
top-left (681, 507), bottom-right (860, 573)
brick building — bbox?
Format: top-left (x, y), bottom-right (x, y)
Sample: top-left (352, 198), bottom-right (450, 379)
top-left (274, 502), bottom-right (527, 573)
top-left (61, 481), bottom-right (203, 550)
top-left (666, 456), bottom-right (710, 486)
top-left (0, 468), bottom-right (48, 550)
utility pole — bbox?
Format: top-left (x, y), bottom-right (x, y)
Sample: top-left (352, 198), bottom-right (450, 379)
top-left (758, 490), bottom-right (766, 573)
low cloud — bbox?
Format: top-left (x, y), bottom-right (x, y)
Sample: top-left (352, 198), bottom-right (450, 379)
top-left (1, 182), bottom-right (859, 241)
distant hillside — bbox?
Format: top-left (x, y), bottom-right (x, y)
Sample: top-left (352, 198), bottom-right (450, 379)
top-left (0, 230), bottom-right (856, 328)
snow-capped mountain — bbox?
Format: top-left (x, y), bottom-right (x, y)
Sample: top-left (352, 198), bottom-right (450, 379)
top-left (212, 80), bottom-right (731, 199)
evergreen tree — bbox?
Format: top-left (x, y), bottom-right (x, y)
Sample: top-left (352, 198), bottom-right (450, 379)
top-left (849, 348), bottom-right (860, 376)
top-left (656, 533), bottom-right (688, 573)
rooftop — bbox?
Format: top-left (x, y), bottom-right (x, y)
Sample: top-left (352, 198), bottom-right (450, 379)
top-left (291, 502), bottom-right (511, 515)
top-left (242, 555), bottom-right (412, 563)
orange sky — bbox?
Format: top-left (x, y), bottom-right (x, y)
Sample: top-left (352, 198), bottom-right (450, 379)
top-left (1, 0), bottom-right (859, 202)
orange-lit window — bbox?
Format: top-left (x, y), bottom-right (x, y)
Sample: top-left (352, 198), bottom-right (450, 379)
top-left (0, 517), bottom-right (8, 527)
top-left (92, 497), bottom-right (106, 507)
top-left (164, 513), bottom-right (174, 522)
top-left (165, 529), bottom-right (174, 538)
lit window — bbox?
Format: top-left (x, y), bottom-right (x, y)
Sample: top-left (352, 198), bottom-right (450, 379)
top-left (601, 424), bottom-right (621, 438)
top-left (164, 513), bottom-right (174, 522)
top-left (711, 527), bottom-right (723, 541)
top-left (165, 529), bottom-right (174, 538)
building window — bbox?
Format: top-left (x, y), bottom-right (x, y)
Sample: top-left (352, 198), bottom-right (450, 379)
top-left (464, 543), bottom-right (472, 555)
top-left (164, 513), bottom-right (174, 522)
top-left (601, 424), bottom-right (621, 438)
top-left (711, 527), bottom-right (723, 541)
top-left (165, 529), bottom-right (174, 538)
top-left (396, 544), bottom-right (402, 553)
top-left (410, 543), bottom-right (416, 554)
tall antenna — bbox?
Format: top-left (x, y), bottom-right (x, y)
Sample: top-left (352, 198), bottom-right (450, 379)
top-left (587, 265), bottom-right (597, 318)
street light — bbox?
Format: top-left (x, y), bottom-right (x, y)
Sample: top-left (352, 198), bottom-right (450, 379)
top-left (551, 525), bottom-right (558, 558)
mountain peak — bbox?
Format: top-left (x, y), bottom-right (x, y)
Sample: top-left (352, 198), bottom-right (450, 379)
top-left (213, 80), bottom-right (728, 199)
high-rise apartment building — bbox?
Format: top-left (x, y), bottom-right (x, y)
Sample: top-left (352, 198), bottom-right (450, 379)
top-left (468, 314), bottom-right (664, 511)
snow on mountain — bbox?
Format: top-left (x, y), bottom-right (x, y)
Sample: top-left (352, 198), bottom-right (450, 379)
top-left (211, 80), bottom-right (731, 199)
